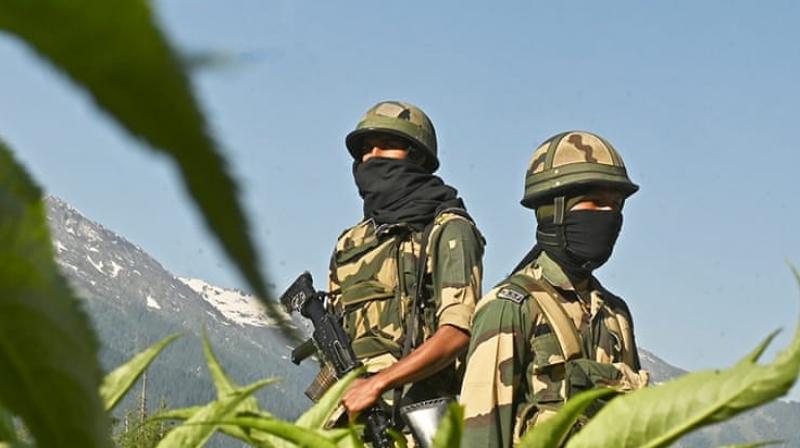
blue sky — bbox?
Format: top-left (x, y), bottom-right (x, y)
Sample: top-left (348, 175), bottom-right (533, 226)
top-left (1, 1), bottom-right (799, 398)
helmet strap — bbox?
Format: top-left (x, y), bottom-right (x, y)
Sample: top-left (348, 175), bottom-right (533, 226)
top-left (553, 195), bottom-right (566, 225)
top-left (536, 195), bottom-right (568, 249)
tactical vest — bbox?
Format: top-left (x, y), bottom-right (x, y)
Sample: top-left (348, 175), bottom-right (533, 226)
top-left (502, 271), bottom-right (649, 441)
top-left (330, 210), bottom-right (474, 367)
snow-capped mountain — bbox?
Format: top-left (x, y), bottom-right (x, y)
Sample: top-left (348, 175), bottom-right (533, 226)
top-left (179, 277), bottom-right (279, 328)
top-left (44, 196), bottom-right (316, 427)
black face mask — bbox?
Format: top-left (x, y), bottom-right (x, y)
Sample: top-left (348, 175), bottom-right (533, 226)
top-left (513, 209), bottom-right (623, 282)
top-left (352, 157), bottom-right (464, 231)
top-left (556, 210), bottom-right (623, 271)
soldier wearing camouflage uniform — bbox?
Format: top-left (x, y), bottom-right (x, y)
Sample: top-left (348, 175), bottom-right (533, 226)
top-left (328, 101), bottom-right (485, 422)
top-left (460, 131), bottom-right (649, 447)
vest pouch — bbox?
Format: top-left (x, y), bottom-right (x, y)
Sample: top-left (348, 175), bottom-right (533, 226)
top-left (334, 230), bottom-right (383, 265)
top-left (340, 279), bottom-right (403, 360)
top-left (530, 332), bottom-right (567, 404)
top-left (564, 358), bottom-right (623, 417)
top-left (339, 279), bottom-right (395, 309)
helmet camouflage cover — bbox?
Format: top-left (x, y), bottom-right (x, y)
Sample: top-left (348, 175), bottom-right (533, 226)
top-left (346, 101), bottom-right (439, 172)
top-left (521, 131), bottom-right (639, 209)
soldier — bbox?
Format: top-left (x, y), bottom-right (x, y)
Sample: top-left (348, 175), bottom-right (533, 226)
top-left (327, 101), bottom-right (485, 427)
top-left (460, 131), bottom-right (649, 447)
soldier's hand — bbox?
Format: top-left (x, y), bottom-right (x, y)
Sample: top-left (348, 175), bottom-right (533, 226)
top-left (342, 376), bottom-right (385, 415)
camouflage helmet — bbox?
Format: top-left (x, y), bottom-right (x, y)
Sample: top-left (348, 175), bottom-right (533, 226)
top-left (521, 131), bottom-right (638, 209)
top-left (346, 101), bottom-right (439, 172)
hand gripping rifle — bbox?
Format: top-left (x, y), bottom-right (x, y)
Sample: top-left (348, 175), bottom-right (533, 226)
top-left (279, 272), bottom-right (395, 448)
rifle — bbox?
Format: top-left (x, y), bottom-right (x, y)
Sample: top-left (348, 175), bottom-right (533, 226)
top-left (279, 272), bottom-right (395, 448)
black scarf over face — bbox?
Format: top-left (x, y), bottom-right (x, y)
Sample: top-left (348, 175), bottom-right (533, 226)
top-left (353, 157), bottom-right (465, 231)
top-left (512, 209), bottom-right (623, 283)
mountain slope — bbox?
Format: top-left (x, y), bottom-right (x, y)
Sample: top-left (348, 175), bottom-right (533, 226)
top-left (44, 196), bottom-right (317, 425)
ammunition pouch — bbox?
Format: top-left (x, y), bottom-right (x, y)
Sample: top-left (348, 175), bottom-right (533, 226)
top-left (305, 363), bottom-right (338, 402)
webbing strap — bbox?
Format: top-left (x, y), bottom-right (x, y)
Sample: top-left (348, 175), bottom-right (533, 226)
top-left (613, 313), bottom-right (636, 368)
top-left (512, 274), bottom-right (584, 360)
top-left (393, 220), bottom-right (435, 422)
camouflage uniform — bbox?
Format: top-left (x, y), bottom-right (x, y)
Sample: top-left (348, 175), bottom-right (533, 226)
top-left (460, 131), bottom-right (648, 447)
top-left (328, 210), bottom-right (484, 396)
top-left (327, 101), bottom-right (485, 412)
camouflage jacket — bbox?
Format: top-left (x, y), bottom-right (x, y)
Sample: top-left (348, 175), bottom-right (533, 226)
top-left (460, 252), bottom-right (648, 448)
top-left (328, 209), bottom-right (484, 396)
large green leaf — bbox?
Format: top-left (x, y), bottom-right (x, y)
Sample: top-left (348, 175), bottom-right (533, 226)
top-left (0, 405), bottom-right (16, 442)
top-left (566, 268), bottom-right (800, 448)
top-left (518, 388), bottom-right (616, 448)
top-left (156, 377), bottom-right (278, 448)
top-left (216, 416), bottom-right (338, 448)
top-left (295, 367), bottom-right (365, 429)
top-left (149, 407), bottom-right (260, 446)
top-left (432, 402), bottom-right (464, 448)
top-left (0, 141), bottom-right (110, 447)
top-left (201, 329), bottom-right (238, 398)
top-left (0, 0), bottom-right (301, 344)
top-left (100, 333), bottom-right (181, 411)
top-left (337, 423), bottom-right (366, 448)
top-left (717, 442), bottom-right (781, 448)
top-left (152, 407), bottom-right (274, 422)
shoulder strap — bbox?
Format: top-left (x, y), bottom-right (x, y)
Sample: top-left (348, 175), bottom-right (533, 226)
top-left (392, 220), bottom-right (435, 421)
top-left (510, 273), bottom-right (584, 360)
top-left (593, 284), bottom-right (640, 369)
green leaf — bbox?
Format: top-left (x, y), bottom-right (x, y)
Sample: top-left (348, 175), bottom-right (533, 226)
top-left (343, 421), bottom-right (366, 448)
top-left (518, 388), bottom-right (616, 448)
top-left (320, 428), bottom-right (353, 444)
top-left (201, 329), bottom-right (237, 398)
top-left (566, 268), bottom-right (800, 448)
top-left (216, 416), bottom-right (338, 448)
top-left (156, 377), bottom-right (278, 448)
top-left (0, 405), bottom-right (17, 443)
top-left (295, 367), bottom-right (365, 429)
top-left (0, 0), bottom-right (302, 344)
top-left (100, 333), bottom-right (181, 411)
top-left (152, 407), bottom-right (275, 423)
top-left (0, 141), bottom-right (110, 447)
top-left (150, 406), bottom-right (206, 422)
top-left (386, 427), bottom-right (407, 448)
top-left (200, 329), bottom-right (268, 442)
top-left (151, 408), bottom-right (274, 447)
top-left (432, 402), bottom-right (464, 448)
top-left (716, 442), bottom-right (782, 448)
top-left (0, 443), bottom-right (31, 448)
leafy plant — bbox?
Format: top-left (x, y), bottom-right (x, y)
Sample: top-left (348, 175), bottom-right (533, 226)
top-left (151, 333), bottom-right (365, 447)
top-left (100, 334), bottom-right (182, 412)
top-left (0, 0), bottom-right (301, 342)
top-left (0, 141), bottom-right (110, 447)
top-left (0, 1), bottom-right (298, 445)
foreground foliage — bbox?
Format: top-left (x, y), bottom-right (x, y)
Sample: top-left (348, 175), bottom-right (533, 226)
top-left (0, 1), bottom-right (798, 447)
top-left (0, 142), bottom-right (110, 447)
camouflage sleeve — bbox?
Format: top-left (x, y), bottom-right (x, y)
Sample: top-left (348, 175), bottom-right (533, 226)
top-left (617, 298), bottom-right (642, 370)
top-left (327, 245), bottom-right (341, 300)
top-left (431, 218), bottom-right (484, 333)
top-left (460, 291), bottom-right (531, 448)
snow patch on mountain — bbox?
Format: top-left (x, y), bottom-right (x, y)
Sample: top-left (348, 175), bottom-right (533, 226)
top-left (55, 240), bottom-right (67, 253)
top-left (179, 277), bottom-right (287, 328)
top-left (87, 255), bottom-right (104, 274)
top-left (146, 295), bottom-right (162, 310)
top-left (109, 260), bottom-right (123, 278)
